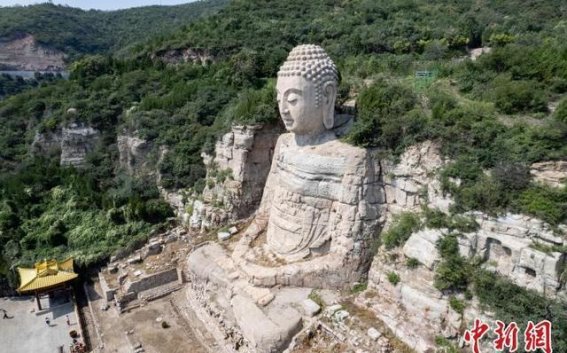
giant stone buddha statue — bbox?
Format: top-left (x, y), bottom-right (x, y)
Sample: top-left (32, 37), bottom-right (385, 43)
top-left (232, 44), bottom-right (382, 288)
top-left (186, 45), bottom-right (383, 353)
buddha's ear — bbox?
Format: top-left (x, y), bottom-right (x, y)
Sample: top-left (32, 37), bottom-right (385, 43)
top-left (322, 81), bottom-right (336, 130)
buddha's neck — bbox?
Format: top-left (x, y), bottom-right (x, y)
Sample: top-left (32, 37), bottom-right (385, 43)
top-left (293, 130), bottom-right (336, 147)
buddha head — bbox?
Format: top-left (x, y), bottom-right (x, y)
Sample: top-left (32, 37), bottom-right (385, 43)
top-left (276, 45), bottom-right (338, 136)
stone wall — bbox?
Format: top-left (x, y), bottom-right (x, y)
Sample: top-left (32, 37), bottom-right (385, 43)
top-left (123, 267), bottom-right (180, 295)
top-left (98, 272), bottom-right (116, 302)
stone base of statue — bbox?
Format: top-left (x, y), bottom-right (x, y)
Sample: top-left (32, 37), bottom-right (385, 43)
top-left (187, 242), bottom-right (304, 353)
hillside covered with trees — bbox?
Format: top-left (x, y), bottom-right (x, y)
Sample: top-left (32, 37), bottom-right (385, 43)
top-left (0, 0), bottom-right (566, 348)
top-left (0, 0), bottom-right (229, 58)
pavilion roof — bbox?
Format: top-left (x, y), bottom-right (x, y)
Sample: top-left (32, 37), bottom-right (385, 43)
top-left (17, 258), bottom-right (78, 293)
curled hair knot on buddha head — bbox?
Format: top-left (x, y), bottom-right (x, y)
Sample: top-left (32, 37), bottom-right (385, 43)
top-left (277, 44), bottom-right (339, 108)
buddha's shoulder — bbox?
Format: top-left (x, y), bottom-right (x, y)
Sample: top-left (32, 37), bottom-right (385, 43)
top-left (320, 138), bottom-right (368, 160)
top-left (277, 133), bottom-right (368, 160)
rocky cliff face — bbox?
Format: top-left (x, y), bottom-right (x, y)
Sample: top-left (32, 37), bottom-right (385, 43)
top-left (0, 34), bottom-right (65, 71)
top-left (117, 134), bottom-right (154, 175)
top-left (366, 142), bottom-right (567, 352)
top-left (32, 123), bottom-right (100, 167)
top-left (188, 124), bottom-right (282, 229)
top-left (154, 47), bottom-right (214, 66)
top-left (530, 161), bottom-right (567, 188)
top-left (382, 141), bottom-right (452, 217)
top-left (60, 124), bottom-right (100, 167)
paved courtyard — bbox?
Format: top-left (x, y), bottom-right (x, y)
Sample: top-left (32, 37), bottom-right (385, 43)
top-left (0, 295), bottom-right (79, 353)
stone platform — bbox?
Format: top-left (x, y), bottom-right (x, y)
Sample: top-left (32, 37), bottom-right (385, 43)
top-left (187, 242), bottom-right (326, 353)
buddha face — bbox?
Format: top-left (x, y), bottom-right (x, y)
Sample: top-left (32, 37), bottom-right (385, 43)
top-left (276, 75), bottom-right (336, 136)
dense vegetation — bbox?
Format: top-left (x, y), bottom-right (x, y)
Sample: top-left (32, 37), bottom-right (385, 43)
top-left (0, 1), bottom-right (228, 58)
top-left (0, 1), bottom-right (566, 347)
top-left (0, 72), bottom-right (63, 99)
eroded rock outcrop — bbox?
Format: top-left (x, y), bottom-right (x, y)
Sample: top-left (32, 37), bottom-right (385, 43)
top-left (154, 48), bottom-right (214, 66)
top-left (32, 123), bottom-right (100, 167)
top-left (531, 161), bottom-right (567, 188)
top-left (117, 134), bottom-right (154, 175)
top-left (383, 141), bottom-right (452, 217)
top-left (60, 124), bottom-right (100, 167)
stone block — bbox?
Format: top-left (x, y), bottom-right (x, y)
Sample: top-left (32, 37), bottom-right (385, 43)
top-left (403, 229), bottom-right (443, 270)
top-left (218, 232), bottom-right (232, 241)
top-left (367, 327), bottom-right (382, 341)
top-left (301, 299), bottom-right (321, 317)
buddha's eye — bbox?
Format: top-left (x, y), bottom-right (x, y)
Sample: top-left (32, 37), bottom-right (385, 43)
top-left (287, 93), bottom-right (299, 104)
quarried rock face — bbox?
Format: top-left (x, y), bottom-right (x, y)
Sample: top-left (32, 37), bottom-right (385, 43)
top-left (0, 34), bottom-right (65, 71)
top-left (466, 212), bottom-right (566, 296)
top-left (155, 48), bottom-right (214, 66)
top-left (31, 129), bottom-right (62, 157)
top-left (367, 244), bottom-right (467, 352)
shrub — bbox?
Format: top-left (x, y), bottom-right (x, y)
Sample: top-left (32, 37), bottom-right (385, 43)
top-left (449, 296), bottom-right (466, 314)
top-left (382, 212), bottom-right (421, 249)
top-left (434, 235), bottom-right (471, 292)
top-left (435, 336), bottom-right (460, 353)
top-left (308, 290), bottom-right (325, 308)
top-left (517, 185), bottom-right (567, 225)
top-left (387, 272), bottom-right (400, 286)
top-left (493, 79), bottom-right (547, 114)
top-left (472, 270), bottom-right (567, 352)
top-left (423, 207), bottom-right (450, 229)
top-left (351, 282), bottom-right (368, 294)
top-left (554, 98), bottom-right (567, 124)
top-left (345, 78), bottom-right (419, 149)
top-left (406, 257), bottom-right (420, 269)
top-left (227, 82), bottom-right (279, 124)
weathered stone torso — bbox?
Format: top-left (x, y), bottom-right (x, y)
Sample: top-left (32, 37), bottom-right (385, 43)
top-left (260, 132), bottom-right (380, 261)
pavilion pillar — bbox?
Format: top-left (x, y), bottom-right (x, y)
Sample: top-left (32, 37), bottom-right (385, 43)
top-left (35, 291), bottom-right (42, 311)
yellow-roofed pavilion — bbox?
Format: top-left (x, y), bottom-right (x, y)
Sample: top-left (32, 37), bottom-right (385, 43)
top-left (17, 258), bottom-right (78, 310)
